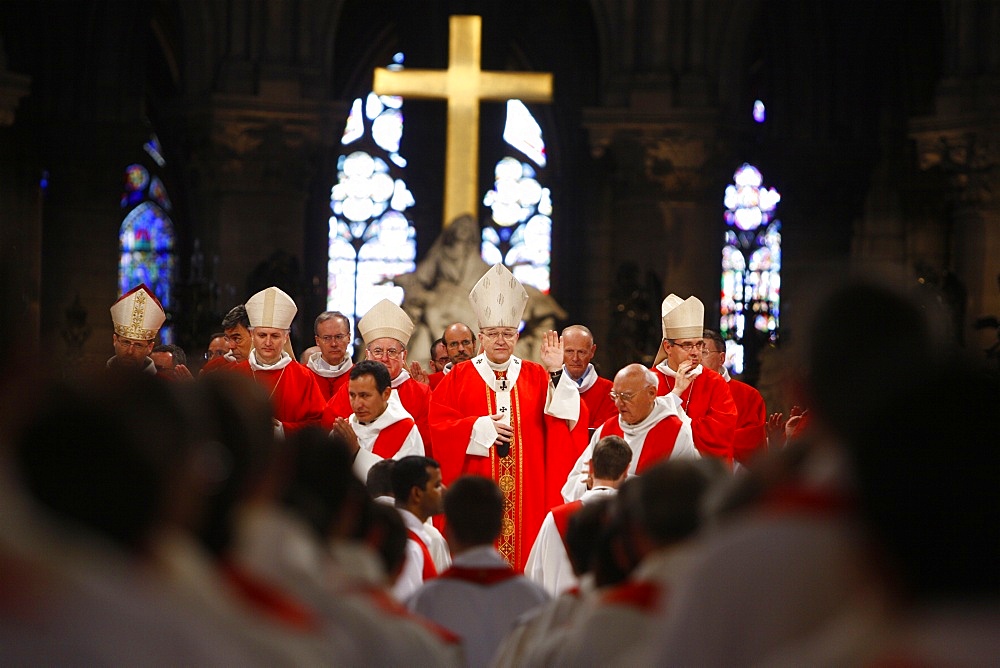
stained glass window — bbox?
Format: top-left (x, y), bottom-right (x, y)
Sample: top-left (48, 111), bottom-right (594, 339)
top-left (119, 139), bottom-right (175, 343)
top-left (328, 53), bottom-right (416, 341)
top-left (720, 163), bottom-right (781, 375)
top-left (482, 100), bottom-right (552, 293)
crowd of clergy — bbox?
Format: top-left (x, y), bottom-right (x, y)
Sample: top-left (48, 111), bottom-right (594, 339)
top-left (1, 263), bottom-right (995, 666)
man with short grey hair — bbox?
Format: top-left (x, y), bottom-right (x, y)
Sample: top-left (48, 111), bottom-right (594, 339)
top-left (562, 324), bottom-right (617, 428)
top-left (306, 310), bottom-right (354, 400)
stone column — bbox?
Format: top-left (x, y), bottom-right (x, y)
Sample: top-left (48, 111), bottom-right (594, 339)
top-left (911, 122), bottom-right (1000, 351)
top-left (183, 91), bottom-right (344, 309)
top-left (583, 104), bottom-right (724, 370)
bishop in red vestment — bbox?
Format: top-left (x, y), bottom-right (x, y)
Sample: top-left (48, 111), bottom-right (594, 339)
top-left (651, 295), bottom-right (736, 463)
top-left (233, 287), bottom-right (324, 437)
top-left (429, 264), bottom-right (586, 571)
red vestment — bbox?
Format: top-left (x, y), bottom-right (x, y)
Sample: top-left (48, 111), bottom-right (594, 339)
top-left (234, 360), bottom-right (325, 435)
top-left (728, 378), bottom-right (767, 467)
top-left (580, 376), bottom-right (617, 428)
top-left (428, 371), bottom-right (445, 390)
top-left (429, 359), bottom-right (588, 571)
top-left (653, 366), bottom-right (737, 462)
top-left (323, 374), bottom-right (432, 455)
top-left (309, 368), bottom-right (351, 402)
top-left (199, 355), bottom-right (236, 375)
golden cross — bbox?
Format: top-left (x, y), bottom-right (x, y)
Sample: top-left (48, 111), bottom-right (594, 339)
top-left (373, 15), bottom-right (553, 228)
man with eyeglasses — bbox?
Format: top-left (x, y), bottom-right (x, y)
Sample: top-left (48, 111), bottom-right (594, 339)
top-left (200, 304), bottom-right (254, 375)
top-left (561, 364), bottom-right (697, 502)
top-left (108, 283), bottom-right (165, 374)
top-left (425, 322), bottom-right (477, 390)
top-left (420, 337), bottom-right (449, 390)
top-left (702, 329), bottom-right (767, 468)
top-left (204, 332), bottom-right (228, 360)
top-left (322, 299), bottom-right (433, 454)
top-left (429, 264), bottom-right (587, 571)
top-left (305, 311), bottom-right (354, 400)
top-left (561, 324), bottom-right (618, 428)
top-left (651, 295), bottom-right (737, 464)
top-left (233, 286), bottom-right (325, 437)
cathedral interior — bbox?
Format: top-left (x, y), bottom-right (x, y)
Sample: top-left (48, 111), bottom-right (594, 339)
top-left (1, 0), bottom-right (998, 393)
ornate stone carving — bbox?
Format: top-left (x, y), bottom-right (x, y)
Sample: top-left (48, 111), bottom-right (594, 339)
top-left (583, 108), bottom-right (722, 199)
top-left (912, 124), bottom-right (1000, 204)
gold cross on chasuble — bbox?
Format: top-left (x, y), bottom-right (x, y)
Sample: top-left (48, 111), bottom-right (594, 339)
top-left (372, 15), bottom-right (553, 228)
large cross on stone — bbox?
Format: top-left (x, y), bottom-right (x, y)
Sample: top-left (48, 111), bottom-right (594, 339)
top-left (373, 15), bottom-right (553, 228)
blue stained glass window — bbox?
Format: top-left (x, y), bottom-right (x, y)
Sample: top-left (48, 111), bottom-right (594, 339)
top-left (482, 101), bottom-right (553, 294)
top-left (328, 57), bottom-right (416, 338)
top-left (119, 153), bottom-right (176, 343)
top-left (119, 202), bottom-right (175, 326)
top-left (720, 163), bottom-right (781, 375)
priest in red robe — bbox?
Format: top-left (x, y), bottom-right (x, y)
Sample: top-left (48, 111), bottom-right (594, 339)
top-left (233, 286), bottom-right (325, 437)
top-left (651, 295), bottom-right (737, 463)
top-left (561, 324), bottom-right (618, 428)
top-left (429, 263), bottom-right (587, 571)
top-left (321, 299), bottom-right (432, 454)
top-left (702, 329), bottom-right (767, 468)
top-left (304, 310), bottom-right (353, 400)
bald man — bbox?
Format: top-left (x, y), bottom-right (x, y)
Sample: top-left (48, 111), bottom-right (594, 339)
top-left (562, 325), bottom-right (617, 428)
top-left (561, 364), bottom-right (698, 502)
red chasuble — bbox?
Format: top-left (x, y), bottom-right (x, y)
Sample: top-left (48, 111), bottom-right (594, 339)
top-left (429, 360), bottom-right (588, 572)
top-left (234, 360), bottom-right (325, 435)
top-left (728, 378), bottom-right (767, 467)
top-left (309, 369), bottom-right (351, 402)
top-left (323, 376), bottom-right (432, 454)
top-left (580, 376), bottom-right (617, 428)
top-left (428, 371), bottom-right (445, 390)
top-left (653, 366), bottom-right (737, 462)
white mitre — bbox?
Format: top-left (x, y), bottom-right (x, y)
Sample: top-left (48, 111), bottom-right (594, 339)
top-left (246, 286), bottom-right (297, 329)
top-left (358, 299), bottom-right (414, 345)
top-left (661, 293), bottom-right (684, 318)
top-left (661, 295), bottom-right (705, 339)
top-left (469, 263), bottom-right (529, 328)
top-left (110, 283), bottom-right (165, 340)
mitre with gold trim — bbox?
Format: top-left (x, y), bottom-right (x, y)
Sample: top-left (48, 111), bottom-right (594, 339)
top-left (110, 284), bottom-right (165, 340)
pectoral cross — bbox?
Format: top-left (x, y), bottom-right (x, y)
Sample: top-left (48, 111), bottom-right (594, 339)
top-left (373, 15), bottom-right (553, 228)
